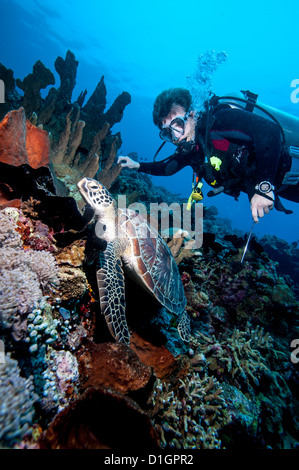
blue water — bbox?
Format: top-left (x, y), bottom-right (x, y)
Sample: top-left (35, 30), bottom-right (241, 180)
top-left (1, 0), bottom-right (298, 242)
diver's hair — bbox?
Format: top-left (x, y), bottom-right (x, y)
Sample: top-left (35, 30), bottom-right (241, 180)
top-left (153, 88), bottom-right (193, 129)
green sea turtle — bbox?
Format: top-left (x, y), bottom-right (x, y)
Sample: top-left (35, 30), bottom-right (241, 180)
top-left (77, 177), bottom-right (191, 346)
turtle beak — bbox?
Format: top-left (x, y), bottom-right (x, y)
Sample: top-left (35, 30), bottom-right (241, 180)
top-left (77, 177), bottom-right (88, 195)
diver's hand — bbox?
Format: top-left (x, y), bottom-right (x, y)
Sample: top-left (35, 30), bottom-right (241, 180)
top-left (250, 192), bottom-right (274, 222)
top-left (117, 156), bottom-right (140, 170)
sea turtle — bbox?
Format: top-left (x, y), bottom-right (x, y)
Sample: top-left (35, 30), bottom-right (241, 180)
top-left (77, 177), bottom-right (191, 346)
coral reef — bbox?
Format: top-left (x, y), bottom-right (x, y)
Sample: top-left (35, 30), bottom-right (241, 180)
top-left (195, 323), bottom-right (273, 388)
top-left (147, 372), bottom-right (229, 449)
top-left (259, 234), bottom-right (299, 298)
top-left (0, 50), bottom-right (131, 211)
top-left (0, 211), bottom-right (59, 337)
top-left (0, 354), bottom-right (37, 447)
top-left (0, 52), bottom-right (298, 451)
top-left (41, 348), bottom-right (79, 414)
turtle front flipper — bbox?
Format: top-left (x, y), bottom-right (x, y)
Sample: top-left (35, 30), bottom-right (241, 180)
top-left (178, 311), bottom-right (191, 343)
top-left (96, 240), bottom-right (130, 346)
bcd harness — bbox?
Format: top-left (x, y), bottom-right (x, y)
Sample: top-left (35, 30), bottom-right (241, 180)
top-left (186, 90), bottom-right (299, 213)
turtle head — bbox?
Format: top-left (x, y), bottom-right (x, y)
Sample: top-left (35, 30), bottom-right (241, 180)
top-left (77, 178), bottom-right (116, 216)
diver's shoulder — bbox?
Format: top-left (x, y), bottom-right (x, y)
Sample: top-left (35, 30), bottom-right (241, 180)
top-left (213, 106), bottom-right (248, 118)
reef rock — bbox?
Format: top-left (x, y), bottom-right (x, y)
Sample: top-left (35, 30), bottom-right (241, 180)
top-left (130, 332), bottom-right (191, 382)
top-left (39, 386), bottom-right (160, 449)
top-left (78, 340), bottom-right (152, 394)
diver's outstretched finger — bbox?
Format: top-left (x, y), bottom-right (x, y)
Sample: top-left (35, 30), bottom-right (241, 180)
top-left (252, 207), bottom-right (259, 223)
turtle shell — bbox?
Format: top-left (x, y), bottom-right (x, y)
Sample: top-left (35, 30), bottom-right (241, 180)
top-left (118, 209), bottom-right (187, 315)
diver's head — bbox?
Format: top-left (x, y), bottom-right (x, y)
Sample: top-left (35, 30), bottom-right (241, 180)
top-left (153, 88), bottom-right (196, 145)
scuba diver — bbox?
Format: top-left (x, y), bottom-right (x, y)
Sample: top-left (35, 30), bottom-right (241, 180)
top-left (117, 87), bottom-right (299, 222)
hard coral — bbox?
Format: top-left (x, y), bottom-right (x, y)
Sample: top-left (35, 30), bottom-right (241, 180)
top-left (195, 323), bottom-right (273, 388)
top-left (0, 353), bottom-right (37, 447)
top-left (148, 371), bottom-right (229, 449)
top-left (181, 271), bottom-right (210, 318)
top-left (55, 239), bottom-right (85, 267)
top-left (58, 266), bottom-right (88, 301)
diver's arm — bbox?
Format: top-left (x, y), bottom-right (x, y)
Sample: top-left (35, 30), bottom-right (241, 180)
top-left (118, 152), bottom-right (188, 176)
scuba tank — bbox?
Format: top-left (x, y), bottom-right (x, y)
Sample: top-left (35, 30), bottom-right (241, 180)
top-left (214, 90), bottom-right (299, 186)
top-left (215, 90), bottom-right (299, 147)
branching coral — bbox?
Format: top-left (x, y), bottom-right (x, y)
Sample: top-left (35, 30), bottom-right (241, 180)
top-left (0, 353), bottom-right (37, 447)
top-left (195, 322), bottom-right (273, 387)
top-left (148, 371), bottom-right (229, 449)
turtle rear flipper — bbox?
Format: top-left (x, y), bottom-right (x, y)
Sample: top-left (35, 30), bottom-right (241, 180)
top-left (177, 311), bottom-right (191, 343)
top-left (96, 240), bottom-right (130, 346)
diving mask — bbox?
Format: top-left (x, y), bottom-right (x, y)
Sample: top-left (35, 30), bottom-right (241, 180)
top-left (159, 113), bottom-right (190, 143)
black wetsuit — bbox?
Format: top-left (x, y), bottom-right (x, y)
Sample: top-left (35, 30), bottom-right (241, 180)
top-left (139, 106), bottom-right (297, 207)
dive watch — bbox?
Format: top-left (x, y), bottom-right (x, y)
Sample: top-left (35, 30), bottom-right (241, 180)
top-left (254, 181), bottom-right (275, 194)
